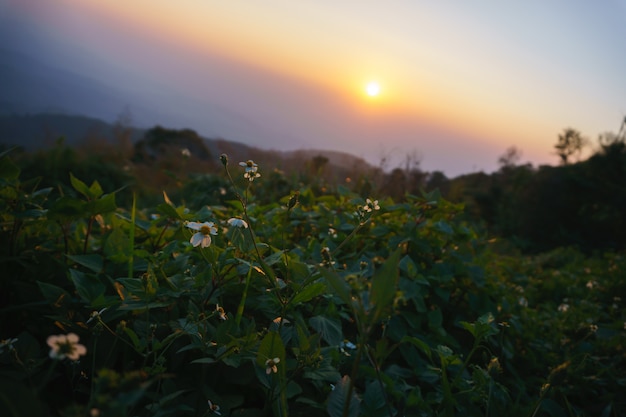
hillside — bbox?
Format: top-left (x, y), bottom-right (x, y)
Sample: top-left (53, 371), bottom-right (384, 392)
top-left (0, 112), bottom-right (377, 178)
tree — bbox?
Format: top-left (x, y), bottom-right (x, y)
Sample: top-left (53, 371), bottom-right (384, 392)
top-left (498, 146), bottom-right (523, 169)
top-left (554, 128), bottom-right (586, 165)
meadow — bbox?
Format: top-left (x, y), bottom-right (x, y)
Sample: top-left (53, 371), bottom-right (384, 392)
top-left (1, 142), bottom-right (624, 417)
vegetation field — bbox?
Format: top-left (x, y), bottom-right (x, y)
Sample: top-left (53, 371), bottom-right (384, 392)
top-left (1, 127), bottom-right (625, 417)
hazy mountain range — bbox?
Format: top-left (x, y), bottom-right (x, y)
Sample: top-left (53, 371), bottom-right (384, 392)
top-left (0, 43), bottom-right (374, 172)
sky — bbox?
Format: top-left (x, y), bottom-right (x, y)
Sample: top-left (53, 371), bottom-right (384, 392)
top-left (2, 0), bottom-right (625, 176)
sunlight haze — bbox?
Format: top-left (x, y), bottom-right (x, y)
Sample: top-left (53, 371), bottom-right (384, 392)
top-left (1, 0), bottom-right (625, 176)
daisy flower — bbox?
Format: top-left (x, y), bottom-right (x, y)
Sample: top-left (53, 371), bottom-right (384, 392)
top-left (186, 221), bottom-right (218, 248)
top-left (265, 357), bottom-right (280, 374)
top-left (47, 333), bottom-right (87, 361)
top-left (227, 217), bottom-right (248, 228)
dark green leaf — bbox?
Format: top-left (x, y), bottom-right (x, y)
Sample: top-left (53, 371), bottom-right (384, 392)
top-left (69, 269), bottom-right (105, 305)
top-left (309, 315), bottom-right (342, 346)
top-left (256, 331), bottom-right (286, 370)
top-left (290, 281), bottom-right (326, 306)
top-left (69, 172), bottom-right (92, 198)
top-left (370, 249), bottom-right (401, 321)
top-left (67, 254), bottom-right (104, 273)
top-left (327, 375), bottom-right (360, 417)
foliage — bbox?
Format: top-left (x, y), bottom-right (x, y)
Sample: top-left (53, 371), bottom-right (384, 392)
top-left (1, 146), bottom-right (625, 417)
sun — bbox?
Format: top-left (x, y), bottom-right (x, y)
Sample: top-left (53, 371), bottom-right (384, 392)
top-left (365, 81), bottom-right (380, 97)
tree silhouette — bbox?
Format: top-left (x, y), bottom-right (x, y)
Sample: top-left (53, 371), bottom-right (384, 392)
top-left (498, 146), bottom-right (523, 169)
top-left (554, 128), bottom-right (586, 165)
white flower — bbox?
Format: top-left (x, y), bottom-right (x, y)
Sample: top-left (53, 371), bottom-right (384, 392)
top-left (186, 221), bottom-right (218, 248)
top-left (244, 171), bottom-right (261, 182)
top-left (265, 357), bottom-right (280, 374)
top-left (339, 339), bottom-right (356, 356)
top-left (239, 160), bottom-right (261, 181)
top-left (207, 400), bottom-right (221, 415)
top-left (181, 148), bottom-right (191, 158)
top-left (364, 198), bottom-right (380, 212)
top-left (227, 218), bottom-right (248, 228)
top-left (47, 333), bottom-right (87, 361)
top-left (86, 308), bottom-right (108, 324)
top-left (557, 303), bottom-right (569, 313)
top-left (239, 159), bottom-right (258, 173)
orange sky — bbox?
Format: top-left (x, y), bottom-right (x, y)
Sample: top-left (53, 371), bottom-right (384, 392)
top-left (3, 0), bottom-right (625, 175)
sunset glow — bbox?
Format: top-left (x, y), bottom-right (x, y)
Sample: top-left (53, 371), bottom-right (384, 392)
top-left (2, 0), bottom-right (624, 176)
top-left (366, 82), bottom-right (380, 97)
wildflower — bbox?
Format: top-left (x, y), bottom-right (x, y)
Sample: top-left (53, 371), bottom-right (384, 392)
top-left (216, 304), bottom-right (228, 321)
top-left (186, 221), bottom-right (218, 248)
top-left (586, 280), bottom-right (596, 289)
top-left (207, 400), bottom-right (222, 415)
top-left (364, 198), bottom-right (380, 212)
top-left (227, 217), bottom-right (248, 228)
top-left (181, 148), bottom-right (191, 158)
top-left (219, 153), bottom-right (228, 166)
top-left (47, 333), bottom-right (87, 361)
top-left (589, 324), bottom-right (598, 333)
top-left (328, 227), bottom-right (337, 239)
top-left (86, 308), bottom-right (108, 324)
top-left (265, 357), bottom-right (280, 374)
top-left (239, 160), bottom-right (261, 181)
top-left (321, 246), bottom-right (331, 261)
top-left (339, 340), bottom-right (356, 356)
top-left (518, 297), bottom-right (528, 307)
top-left (557, 303), bottom-right (569, 313)
top-left (0, 338), bottom-right (18, 354)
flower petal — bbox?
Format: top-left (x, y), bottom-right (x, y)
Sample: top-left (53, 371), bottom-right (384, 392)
top-left (190, 233), bottom-right (204, 247)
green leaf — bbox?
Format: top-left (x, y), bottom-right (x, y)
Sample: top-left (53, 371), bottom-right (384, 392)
top-left (87, 192), bottom-right (117, 215)
top-left (69, 269), bottom-right (105, 305)
top-left (460, 313), bottom-right (498, 341)
top-left (370, 248), bottom-right (401, 321)
top-left (327, 375), bottom-right (360, 417)
top-left (0, 155), bottom-right (20, 180)
top-left (48, 196), bottom-right (85, 221)
top-left (88, 179), bottom-right (104, 199)
top-left (66, 254), bottom-right (104, 273)
top-left (290, 281), bottom-right (326, 306)
top-left (363, 380), bottom-right (387, 413)
top-left (69, 172), bottom-right (92, 198)
top-left (318, 266), bottom-right (352, 307)
top-left (309, 315), bottom-right (343, 346)
top-left (37, 281), bottom-right (71, 306)
top-left (401, 335), bottom-right (432, 361)
top-left (256, 331), bottom-right (286, 369)
top-left (190, 358), bottom-right (216, 365)
top-left (104, 227), bottom-right (132, 263)
top-left (156, 202), bottom-right (182, 220)
top-left (122, 326), bottom-right (144, 351)
top-left (116, 277), bottom-right (145, 295)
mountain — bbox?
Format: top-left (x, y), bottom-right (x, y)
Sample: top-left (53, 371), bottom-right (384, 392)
top-left (0, 112), bottom-right (376, 176)
top-left (0, 113), bottom-right (143, 150)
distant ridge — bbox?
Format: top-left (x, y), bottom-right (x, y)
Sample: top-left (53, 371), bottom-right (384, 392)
top-left (0, 112), bottom-right (376, 174)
